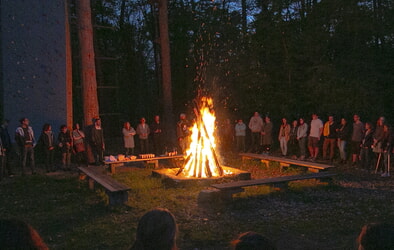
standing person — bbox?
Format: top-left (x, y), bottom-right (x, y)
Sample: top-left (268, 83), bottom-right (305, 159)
top-left (136, 117), bottom-right (150, 154)
top-left (248, 112), bottom-right (264, 153)
top-left (336, 118), bottom-right (351, 164)
top-left (322, 115), bottom-right (337, 163)
top-left (39, 124), bottom-right (55, 172)
top-left (122, 121), bottom-right (136, 156)
top-left (297, 117), bottom-right (308, 160)
top-left (288, 119), bottom-right (298, 159)
top-left (351, 114), bottom-right (364, 166)
top-left (372, 117), bottom-right (385, 169)
top-left (360, 122), bottom-right (374, 172)
top-left (58, 125), bottom-right (72, 171)
top-left (176, 113), bottom-right (189, 154)
top-left (0, 119), bottom-right (13, 176)
top-left (380, 124), bottom-right (391, 177)
top-left (150, 115), bottom-right (163, 155)
top-left (15, 118), bottom-right (36, 175)
top-left (235, 119), bottom-right (246, 152)
top-left (261, 116), bottom-right (273, 154)
top-left (308, 113), bottom-right (323, 161)
top-left (72, 123), bottom-right (86, 166)
top-left (90, 117), bottom-right (105, 166)
top-left (278, 118), bottom-right (290, 156)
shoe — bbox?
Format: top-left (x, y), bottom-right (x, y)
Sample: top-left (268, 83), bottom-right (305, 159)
top-left (381, 172), bottom-right (390, 177)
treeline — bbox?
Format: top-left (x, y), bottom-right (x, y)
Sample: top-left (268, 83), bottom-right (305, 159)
top-left (71, 0), bottom-right (394, 136)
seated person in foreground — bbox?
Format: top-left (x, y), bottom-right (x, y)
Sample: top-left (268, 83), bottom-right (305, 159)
top-left (231, 231), bottom-right (276, 250)
top-left (0, 219), bottom-right (48, 250)
top-left (357, 222), bottom-right (394, 250)
top-left (130, 208), bottom-right (178, 250)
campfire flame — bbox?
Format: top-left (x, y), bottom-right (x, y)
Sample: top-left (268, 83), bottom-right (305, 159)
top-left (181, 97), bottom-right (224, 178)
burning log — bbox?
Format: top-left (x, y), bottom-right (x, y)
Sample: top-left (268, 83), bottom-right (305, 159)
top-left (192, 99), bottom-right (223, 176)
top-left (178, 97), bottom-right (224, 178)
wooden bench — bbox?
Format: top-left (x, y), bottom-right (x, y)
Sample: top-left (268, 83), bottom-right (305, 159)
top-left (78, 166), bottom-right (131, 206)
top-left (199, 172), bottom-right (336, 203)
top-left (240, 153), bottom-right (334, 173)
top-left (104, 155), bottom-right (185, 174)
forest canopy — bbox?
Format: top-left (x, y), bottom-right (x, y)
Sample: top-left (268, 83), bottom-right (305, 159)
top-left (71, 0), bottom-right (394, 135)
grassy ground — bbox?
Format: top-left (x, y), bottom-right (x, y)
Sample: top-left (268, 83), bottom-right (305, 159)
top-left (1, 154), bottom-right (394, 249)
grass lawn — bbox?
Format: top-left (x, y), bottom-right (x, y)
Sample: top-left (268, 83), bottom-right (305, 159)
top-left (1, 155), bottom-right (394, 249)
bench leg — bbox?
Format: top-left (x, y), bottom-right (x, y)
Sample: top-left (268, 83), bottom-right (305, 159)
top-left (107, 190), bottom-right (129, 206)
top-left (261, 160), bottom-right (270, 168)
top-left (88, 178), bottom-right (95, 190)
top-left (272, 182), bottom-right (289, 190)
top-left (146, 160), bottom-right (159, 169)
top-left (242, 156), bottom-right (251, 167)
top-left (308, 167), bottom-right (320, 173)
top-left (280, 163), bottom-right (290, 172)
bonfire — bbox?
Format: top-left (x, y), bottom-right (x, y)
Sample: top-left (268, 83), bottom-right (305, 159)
top-left (177, 97), bottom-right (224, 178)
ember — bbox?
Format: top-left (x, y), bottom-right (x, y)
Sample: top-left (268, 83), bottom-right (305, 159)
top-left (177, 97), bottom-right (226, 178)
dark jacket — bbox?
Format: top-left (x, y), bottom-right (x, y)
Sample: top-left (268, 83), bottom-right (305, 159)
top-left (361, 129), bottom-right (374, 148)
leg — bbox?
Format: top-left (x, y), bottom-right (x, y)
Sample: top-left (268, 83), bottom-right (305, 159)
top-left (29, 147), bottom-right (35, 174)
top-left (323, 138), bottom-right (330, 160)
top-left (329, 139), bottom-right (335, 160)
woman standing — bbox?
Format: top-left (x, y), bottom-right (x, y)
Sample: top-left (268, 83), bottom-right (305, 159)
top-left (288, 120), bottom-right (298, 159)
top-left (58, 125), bottom-right (73, 171)
top-left (39, 124), bottom-right (55, 172)
top-left (72, 123), bottom-right (86, 166)
top-left (123, 122), bottom-right (136, 156)
top-left (278, 118), bottom-right (290, 156)
top-left (297, 118), bottom-right (308, 160)
top-left (360, 122), bottom-right (374, 172)
top-left (336, 118), bottom-right (350, 164)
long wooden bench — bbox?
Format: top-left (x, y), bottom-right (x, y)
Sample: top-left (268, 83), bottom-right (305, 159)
top-left (104, 155), bottom-right (185, 174)
top-left (198, 172), bottom-right (336, 203)
top-left (78, 166), bottom-right (131, 206)
top-left (240, 153), bottom-right (334, 173)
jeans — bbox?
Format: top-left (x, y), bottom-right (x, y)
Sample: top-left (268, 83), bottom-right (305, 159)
top-left (279, 137), bottom-right (288, 156)
top-left (20, 145), bottom-right (35, 174)
top-left (323, 138), bottom-right (336, 159)
top-left (298, 137), bottom-right (307, 157)
top-left (236, 136), bottom-right (245, 152)
top-left (360, 147), bottom-right (372, 170)
top-left (337, 140), bottom-right (347, 161)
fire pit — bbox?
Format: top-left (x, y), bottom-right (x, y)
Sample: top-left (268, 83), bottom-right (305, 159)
top-left (152, 96), bottom-right (250, 187)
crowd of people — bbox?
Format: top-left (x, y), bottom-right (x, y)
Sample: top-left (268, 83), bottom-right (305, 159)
top-left (1, 111), bottom-right (393, 178)
top-left (0, 115), bottom-right (168, 178)
top-left (226, 112), bottom-right (392, 177)
top-left (1, 209), bottom-right (393, 249)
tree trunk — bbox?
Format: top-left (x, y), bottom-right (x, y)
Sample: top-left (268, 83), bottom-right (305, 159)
top-left (76, 0), bottom-right (99, 126)
top-left (65, 0), bottom-right (73, 129)
top-left (76, 0), bottom-right (98, 163)
top-left (158, 0), bottom-right (175, 147)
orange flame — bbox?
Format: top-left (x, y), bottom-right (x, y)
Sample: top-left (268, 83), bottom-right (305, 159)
top-left (182, 97), bottom-right (223, 177)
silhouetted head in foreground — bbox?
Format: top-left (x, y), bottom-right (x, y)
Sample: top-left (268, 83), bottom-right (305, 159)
top-left (232, 231), bottom-right (276, 250)
top-left (130, 208), bottom-right (178, 250)
top-left (0, 219), bottom-right (48, 250)
top-left (357, 222), bottom-right (394, 250)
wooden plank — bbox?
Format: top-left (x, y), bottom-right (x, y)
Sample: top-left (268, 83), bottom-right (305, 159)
top-left (211, 172), bottom-right (336, 190)
top-left (240, 153), bottom-right (334, 170)
top-left (78, 167), bottom-right (130, 192)
top-left (104, 155), bottom-right (184, 165)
